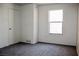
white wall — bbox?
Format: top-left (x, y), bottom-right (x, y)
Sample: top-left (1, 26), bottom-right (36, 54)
top-left (32, 4), bottom-right (38, 44)
top-left (0, 4), bottom-right (9, 48)
top-left (21, 4), bottom-right (38, 44)
top-left (0, 3), bottom-right (38, 48)
top-left (77, 4), bottom-right (79, 55)
top-left (0, 4), bottom-right (21, 48)
top-left (21, 4), bottom-right (33, 43)
top-left (38, 4), bottom-right (77, 46)
top-left (14, 5), bottom-right (21, 43)
top-left (0, 3), bottom-right (78, 48)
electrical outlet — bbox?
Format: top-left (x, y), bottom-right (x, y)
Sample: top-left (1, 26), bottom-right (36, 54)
top-left (26, 40), bottom-right (31, 43)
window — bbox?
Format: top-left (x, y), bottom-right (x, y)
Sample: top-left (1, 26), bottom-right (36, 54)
top-left (48, 10), bottom-right (63, 34)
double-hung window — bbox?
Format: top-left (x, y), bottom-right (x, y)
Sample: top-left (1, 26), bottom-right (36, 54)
top-left (48, 10), bottom-right (63, 34)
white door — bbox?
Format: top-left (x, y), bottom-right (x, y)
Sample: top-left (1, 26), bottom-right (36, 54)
top-left (0, 6), bottom-right (9, 48)
top-left (8, 8), bottom-right (14, 45)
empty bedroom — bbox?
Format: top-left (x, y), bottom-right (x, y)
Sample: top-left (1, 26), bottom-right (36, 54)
top-left (0, 3), bottom-right (79, 56)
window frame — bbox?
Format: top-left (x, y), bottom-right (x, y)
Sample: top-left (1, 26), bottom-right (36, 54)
top-left (48, 10), bottom-right (63, 35)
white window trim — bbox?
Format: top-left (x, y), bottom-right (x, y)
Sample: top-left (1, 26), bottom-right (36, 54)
top-left (48, 22), bottom-right (63, 35)
top-left (48, 10), bottom-right (63, 35)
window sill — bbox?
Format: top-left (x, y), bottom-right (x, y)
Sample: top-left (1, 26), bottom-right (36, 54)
top-left (49, 33), bottom-right (63, 35)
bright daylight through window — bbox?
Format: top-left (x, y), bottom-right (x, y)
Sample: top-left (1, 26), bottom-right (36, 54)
top-left (48, 10), bottom-right (63, 34)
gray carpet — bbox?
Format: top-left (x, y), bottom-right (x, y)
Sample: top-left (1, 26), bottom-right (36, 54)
top-left (0, 42), bottom-right (77, 56)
